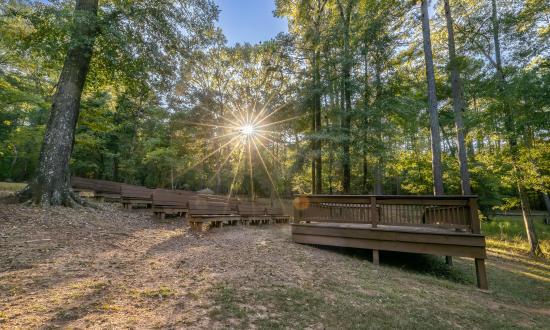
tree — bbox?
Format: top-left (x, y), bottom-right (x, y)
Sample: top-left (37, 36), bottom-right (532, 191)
top-left (336, 0), bottom-right (356, 193)
top-left (490, 0), bottom-right (542, 256)
top-left (420, 0), bottom-right (444, 195)
top-left (443, 0), bottom-right (471, 195)
top-left (19, 0), bottom-right (99, 206)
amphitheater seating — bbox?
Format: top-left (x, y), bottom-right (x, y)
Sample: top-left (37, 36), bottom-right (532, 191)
top-left (152, 189), bottom-right (196, 219)
top-left (121, 184), bottom-right (153, 209)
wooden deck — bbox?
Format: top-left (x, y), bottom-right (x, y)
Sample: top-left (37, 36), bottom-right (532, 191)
top-left (291, 195), bottom-right (488, 289)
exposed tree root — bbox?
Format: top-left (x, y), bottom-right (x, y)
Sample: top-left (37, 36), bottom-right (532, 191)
top-left (9, 185), bottom-right (97, 208)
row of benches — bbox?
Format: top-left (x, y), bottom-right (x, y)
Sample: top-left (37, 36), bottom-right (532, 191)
top-left (71, 177), bottom-right (290, 230)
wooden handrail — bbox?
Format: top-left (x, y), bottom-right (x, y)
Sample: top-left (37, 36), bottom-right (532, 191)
top-left (293, 195), bottom-right (480, 233)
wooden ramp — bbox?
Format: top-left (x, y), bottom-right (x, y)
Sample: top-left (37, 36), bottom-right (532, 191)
top-left (291, 195), bottom-right (488, 289)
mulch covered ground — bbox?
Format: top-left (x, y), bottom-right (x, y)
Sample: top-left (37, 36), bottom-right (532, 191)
top-left (1, 201), bottom-right (549, 329)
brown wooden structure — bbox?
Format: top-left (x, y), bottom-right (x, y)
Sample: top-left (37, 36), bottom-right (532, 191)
top-left (93, 179), bottom-right (123, 202)
top-left (152, 189), bottom-right (196, 219)
top-left (187, 198), bottom-right (240, 231)
top-left (267, 206), bottom-right (291, 224)
top-left (292, 195), bottom-right (488, 289)
top-left (121, 184), bottom-right (153, 209)
top-left (71, 176), bottom-right (292, 229)
top-left (71, 177), bottom-right (97, 196)
top-left (235, 201), bottom-right (271, 225)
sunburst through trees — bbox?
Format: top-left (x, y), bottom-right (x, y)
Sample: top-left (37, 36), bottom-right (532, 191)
top-left (181, 99), bottom-right (302, 209)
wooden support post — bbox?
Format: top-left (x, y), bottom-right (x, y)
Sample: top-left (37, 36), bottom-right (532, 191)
top-left (372, 249), bottom-right (379, 265)
top-left (469, 197), bottom-right (481, 234)
top-left (446, 256), bottom-right (453, 266)
top-left (475, 258), bottom-right (488, 290)
top-left (370, 196), bottom-right (378, 228)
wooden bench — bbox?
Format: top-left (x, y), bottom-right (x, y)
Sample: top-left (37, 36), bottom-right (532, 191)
top-left (236, 202), bottom-right (271, 225)
top-left (267, 206), bottom-right (291, 224)
top-left (93, 179), bottom-right (123, 202)
top-left (152, 189), bottom-right (196, 219)
top-left (187, 199), bottom-right (240, 231)
top-left (121, 184), bottom-right (153, 209)
top-left (71, 177), bottom-right (97, 197)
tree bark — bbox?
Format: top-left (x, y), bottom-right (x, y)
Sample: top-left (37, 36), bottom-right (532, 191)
top-left (313, 50), bottom-right (323, 194)
top-left (27, 0), bottom-right (99, 206)
top-left (444, 0), bottom-right (472, 195)
top-left (362, 46), bottom-right (370, 194)
top-left (542, 193), bottom-right (550, 219)
top-left (337, 0), bottom-right (354, 193)
top-left (420, 0), bottom-right (444, 195)
top-left (373, 58), bottom-right (383, 195)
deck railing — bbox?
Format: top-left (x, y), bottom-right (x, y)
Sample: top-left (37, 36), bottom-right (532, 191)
top-left (293, 195), bottom-right (481, 234)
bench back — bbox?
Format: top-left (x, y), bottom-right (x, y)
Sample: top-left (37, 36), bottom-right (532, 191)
top-left (71, 177), bottom-right (98, 191)
top-left (121, 184), bottom-right (153, 200)
top-left (237, 202), bottom-right (267, 216)
top-left (152, 189), bottom-right (195, 208)
top-left (188, 198), bottom-right (235, 216)
top-left (94, 179), bottom-right (123, 194)
top-left (267, 206), bottom-right (286, 216)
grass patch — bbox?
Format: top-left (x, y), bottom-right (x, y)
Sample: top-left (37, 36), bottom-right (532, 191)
top-left (482, 216), bottom-right (550, 256)
top-left (209, 281), bottom-right (545, 329)
top-left (136, 287), bottom-right (175, 299)
top-left (209, 284), bottom-right (250, 328)
top-left (0, 182), bottom-right (26, 192)
top-left (210, 259), bottom-right (550, 330)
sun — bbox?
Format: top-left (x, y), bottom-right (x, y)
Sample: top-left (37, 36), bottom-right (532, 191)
top-left (240, 124), bottom-right (255, 136)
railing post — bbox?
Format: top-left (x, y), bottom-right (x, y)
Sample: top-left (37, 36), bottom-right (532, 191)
top-left (469, 197), bottom-right (481, 234)
top-left (370, 196), bottom-right (378, 228)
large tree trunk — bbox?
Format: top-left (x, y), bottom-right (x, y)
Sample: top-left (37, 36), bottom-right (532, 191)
top-left (362, 47), bottom-right (370, 194)
top-left (444, 0), bottom-right (471, 195)
top-left (373, 58), bottom-right (384, 195)
top-left (420, 0), bottom-right (444, 195)
top-left (313, 50), bottom-right (323, 194)
top-left (542, 194), bottom-right (550, 223)
top-left (25, 0), bottom-right (99, 206)
top-left (491, 0), bottom-right (541, 255)
top-left (337, 0), bottom-right (354, 193)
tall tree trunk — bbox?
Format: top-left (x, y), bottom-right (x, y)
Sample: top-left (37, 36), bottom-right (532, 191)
top-left (362, 47), bottom-right (369, 194)
top-left (311, 80), bottom-right (316, 193)
top-left (313, 50), bottom-right (323, 194)
top-left (420, 0), bottom-right (444, 195)
top-left (373, 58), bottom-right (384, 195)
top-left (444, 0), bottom-right (472, 195)
top-left (337, 0), bottom-right (354, 193)
top-left (25, 0), bottom-right (99, 206)
top-left (542, 193), bottom-right (550, 218)
top-left (491, 0), bottom-right (541, 255)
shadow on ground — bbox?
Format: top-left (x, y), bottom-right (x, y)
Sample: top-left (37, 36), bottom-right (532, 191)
top-left (311, 245), bottom-right (472, 284)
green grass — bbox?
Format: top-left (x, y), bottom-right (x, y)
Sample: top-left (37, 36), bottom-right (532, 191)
top-left (209, 260), bottom-right (550, 329)
top-left (206, 216), bottom-right (550, 329)
top-left (0, 182), bottom-right (26, 192)
top-left (482, 215), bottom-right (550, 256)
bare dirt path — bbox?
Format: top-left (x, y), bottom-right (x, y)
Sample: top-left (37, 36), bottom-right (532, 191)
top-left (1, 203), bottom-right (549, 329)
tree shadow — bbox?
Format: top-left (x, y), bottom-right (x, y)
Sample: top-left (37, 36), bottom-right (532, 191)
top-left (312, 245), bottom-right (471, 285)
top-left (40, 282), bottom-right (111, 329)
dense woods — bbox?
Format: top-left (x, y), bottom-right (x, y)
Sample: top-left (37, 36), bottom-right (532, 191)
top-left (0, 0), bottom-right (548, 253)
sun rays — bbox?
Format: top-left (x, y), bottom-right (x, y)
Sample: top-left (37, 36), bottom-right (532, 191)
top-left (181, 98), bottom-right (293, 211)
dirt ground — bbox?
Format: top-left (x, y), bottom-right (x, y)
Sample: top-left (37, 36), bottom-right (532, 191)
top-left (1, 202), bottom-right (549, 329)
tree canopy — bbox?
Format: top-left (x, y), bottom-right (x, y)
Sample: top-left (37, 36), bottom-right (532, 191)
top-left (0, 0), bottom-right (548, 215)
